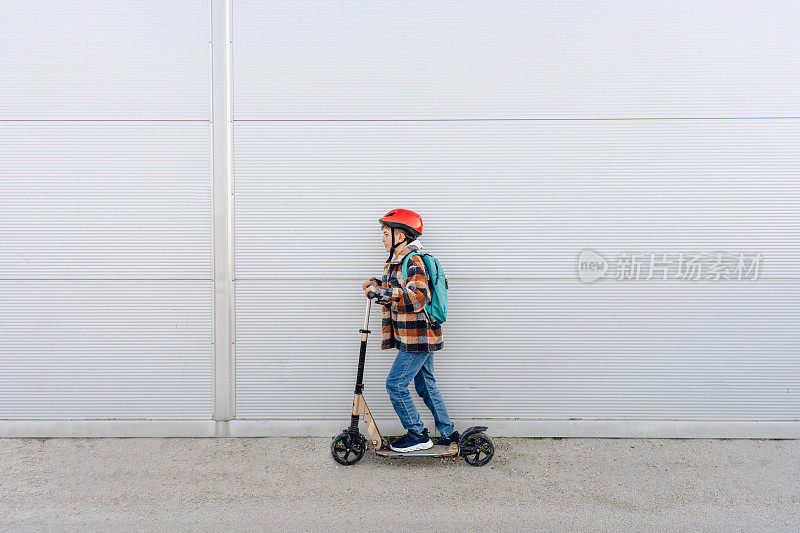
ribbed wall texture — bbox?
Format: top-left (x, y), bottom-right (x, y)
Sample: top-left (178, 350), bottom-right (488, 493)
top-left (0, 0), bottom-right (209, 120)
top-left (0, 1), bottom-right (213, 421)
top-left (0, 281), bottom-right (212, 419)
top-left (234, 279), bottom-right (800, 421)
top-left (233, 120), bottom-right (800, 279)
top-left (0, 123), bottom-right (211, 278)
top-left (232, 1), bottom-right (800, 425)
top-left (233, 0), bottom-right (800, 119)
top-left (232, 121), bottom-right (800, 421)
top-left (2, 0), bottom-right (799, 430)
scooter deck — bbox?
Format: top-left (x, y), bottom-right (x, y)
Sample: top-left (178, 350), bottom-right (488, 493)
top-left (375, 444), bottom-right (459, 458)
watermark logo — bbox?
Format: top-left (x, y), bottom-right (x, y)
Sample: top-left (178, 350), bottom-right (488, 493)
top-left (578, 249), bottom-right (608, 283)
top-left (577, 250), bottom-right (763, 283)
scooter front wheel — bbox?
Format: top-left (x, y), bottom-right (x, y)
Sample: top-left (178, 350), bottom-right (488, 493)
top-left (460, 432), bottom-right (494, 466)
top-left (331, 431), bottom-right (366, 466)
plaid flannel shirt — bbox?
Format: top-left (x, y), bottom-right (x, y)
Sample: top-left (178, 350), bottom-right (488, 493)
top-left (369, 244), bottom-right (443, 353)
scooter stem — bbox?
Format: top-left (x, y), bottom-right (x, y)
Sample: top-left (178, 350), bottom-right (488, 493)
top-left (354, 297), bottom-right (372, 395)
top-left (350, 297), bottom-right (381, 446)
top-left (362, 295), bottom-right (372, 331)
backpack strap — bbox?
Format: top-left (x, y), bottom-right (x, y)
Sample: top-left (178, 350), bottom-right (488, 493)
top-left (400, 252), bottom-right (419, 284)
top-left (400, 252), bottom-right (435, 326)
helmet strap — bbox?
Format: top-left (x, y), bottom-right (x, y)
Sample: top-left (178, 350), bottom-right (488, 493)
top-left (385, 226), bottom-right (408, 264)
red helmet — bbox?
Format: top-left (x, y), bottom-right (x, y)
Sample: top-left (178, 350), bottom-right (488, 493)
top-left (378, 208), bottom-right (423, 239)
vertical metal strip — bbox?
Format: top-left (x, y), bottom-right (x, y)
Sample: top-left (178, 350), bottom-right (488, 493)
top-left (211, 0), bottom-right (234, 420)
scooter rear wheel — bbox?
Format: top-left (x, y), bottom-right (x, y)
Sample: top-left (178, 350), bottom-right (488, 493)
top-left (460, 432), bottom-right (494, 466)
top-left (331, 431), bottom-right (366, 466)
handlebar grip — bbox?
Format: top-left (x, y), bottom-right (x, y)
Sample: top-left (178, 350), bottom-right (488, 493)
top-left (367, 290), bottom-right (376, 299)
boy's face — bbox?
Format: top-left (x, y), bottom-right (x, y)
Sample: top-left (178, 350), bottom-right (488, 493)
top-left (381, 225), bottom-right (406, 253)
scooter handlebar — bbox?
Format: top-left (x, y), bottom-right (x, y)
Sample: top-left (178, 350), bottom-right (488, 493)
top-left (366, 290), bottom-right (376, 299)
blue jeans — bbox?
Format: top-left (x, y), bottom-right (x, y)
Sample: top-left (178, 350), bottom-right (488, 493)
top-left (385, 349), bottom-right (455, 437)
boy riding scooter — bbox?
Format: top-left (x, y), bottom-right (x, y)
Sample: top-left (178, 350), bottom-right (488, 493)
top-left (331, 208), bottom-right (494, 466)
top-left (362, 209), bottom-right (459, 452)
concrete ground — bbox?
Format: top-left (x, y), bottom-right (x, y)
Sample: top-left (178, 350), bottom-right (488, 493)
top-left (1, 437), bottom-right (798, 532)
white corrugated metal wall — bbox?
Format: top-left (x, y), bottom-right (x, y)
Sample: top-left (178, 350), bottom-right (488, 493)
top-left (1, 0), bottom-right (798, 437)
top-left (0, 1), bottom-right (214, 421)
top-left (231, 0), bottom-right (800, 436)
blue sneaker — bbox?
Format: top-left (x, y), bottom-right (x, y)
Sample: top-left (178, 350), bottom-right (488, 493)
top-left (438, 430), bottom-right (460, 446)
top-left (390, 428), bottom-right (433, 452)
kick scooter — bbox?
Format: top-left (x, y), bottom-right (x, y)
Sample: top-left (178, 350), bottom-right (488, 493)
top-left (330, 292), bottom-right (495, 466)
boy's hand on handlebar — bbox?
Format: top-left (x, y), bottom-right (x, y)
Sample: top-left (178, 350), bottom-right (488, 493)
top-left (364, 284), bottom-right (380, 299)
top-left (363, 279), bottom-right (391, 303)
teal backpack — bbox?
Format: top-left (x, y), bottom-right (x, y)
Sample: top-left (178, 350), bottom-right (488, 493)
top-left (401, 252), bottom-right (448, 326)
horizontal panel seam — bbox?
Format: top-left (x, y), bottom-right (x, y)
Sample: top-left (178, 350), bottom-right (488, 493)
top-left (0, 278), bottom-right (213, 281)
top-left (233, 117), bottom-right (800, 122)
top-left (0, 120), bottom-right (211, 123)
top-left (233, 275), bottom-right (800, 280)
